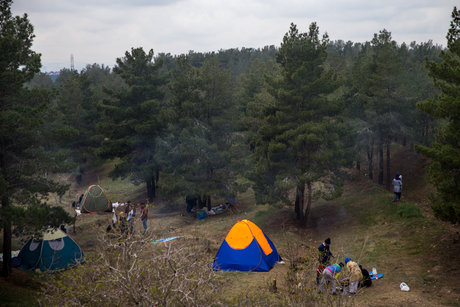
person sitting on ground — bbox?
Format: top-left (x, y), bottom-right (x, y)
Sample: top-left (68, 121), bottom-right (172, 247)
top-left (358, 264), bottom-right (372, 288)
top-left (318, 263), bottom-right (344, 295)
top-left (344, 257), bottom-right (363, 295)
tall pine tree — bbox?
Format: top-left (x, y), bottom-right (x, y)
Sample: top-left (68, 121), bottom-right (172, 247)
top-left (253, 23), bottom-right (347, 226)
top-left (97, 48), bottom-right (167, 200)
top-left (416, 7), bottom-right (460, 223)
top-left (158, 55), bottom-right (240, 207)
top-left (0, 0), bottom-right (72, 276)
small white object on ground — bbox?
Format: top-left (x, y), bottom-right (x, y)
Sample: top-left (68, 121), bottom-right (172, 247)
top-left (400, 282), bottom-right (410, 291)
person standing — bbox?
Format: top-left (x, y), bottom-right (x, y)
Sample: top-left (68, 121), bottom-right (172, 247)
top-left (140, 202), bottom-right (149, 234)
top-left (344, 257), bottom-right (363, 295)
top-left (392, 172), bottom-right (402, 202)
top-left (318, 238), bottom-right (333, 265)
top-left (318, 263), bottom-right (344, 295)
top-left (126, 201), bottom-right (135, 234)
top-left (317, 238), bottom-right (333, 284)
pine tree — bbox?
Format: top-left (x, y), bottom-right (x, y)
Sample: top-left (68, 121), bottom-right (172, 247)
top-left (0, 0), bottom-right (72, 276)
top-left (97, 48), bottom-right (167, 200)
top-left (158, 55), bottom-right (240, 208)
top-left (350, 30), bottom-right (403, 188)
top-left (253, 23), bottom-right (347, 226)
top-left (416, 7), bottom-right (460, 223)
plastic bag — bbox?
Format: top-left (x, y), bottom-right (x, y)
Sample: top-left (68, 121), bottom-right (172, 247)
top-left (400, 282), bottom-right (410, 291)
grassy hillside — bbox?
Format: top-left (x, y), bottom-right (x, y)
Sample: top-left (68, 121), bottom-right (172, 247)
top-left (1, 148), bottom-right (460, 306)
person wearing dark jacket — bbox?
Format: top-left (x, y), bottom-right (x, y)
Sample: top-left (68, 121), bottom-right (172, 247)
top-left (316, 238), bottom-right (333, 284)
top-left (318, 238), bottom-right (333, 265)
top-left (358, 264), bottom-right (372, 288)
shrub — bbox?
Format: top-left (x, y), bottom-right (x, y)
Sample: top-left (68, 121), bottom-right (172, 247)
top-left (39, 231), bottom-right (224, 306)
top-left (397, 203), bottom-right (424, 219)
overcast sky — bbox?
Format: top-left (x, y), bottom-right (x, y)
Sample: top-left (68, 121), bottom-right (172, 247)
top-left (11, 0), bottom-right (458, 72)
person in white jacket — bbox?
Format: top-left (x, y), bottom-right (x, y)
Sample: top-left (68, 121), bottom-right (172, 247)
top-left (392, 172), bottom-right (402, 202)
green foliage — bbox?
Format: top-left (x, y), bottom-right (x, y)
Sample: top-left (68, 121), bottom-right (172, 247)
top-left (97, 47), bottom-right (167, 200)
top-left (0, 0), bottom-right (41, 97)
top-left (416, 7), bottom-right (460, 223)
top-left (157, 54), bottom-right (243, 203)
top-left (430, 195), bottom-right (460, 222)
top-left (396, 202), bottom-right (424, 219)
top-left (251, 22), bottom-right (349, 224)
top-left (0, 0), bottom-right (72, 276)
top-left (252, 206), bottom-right (279, 226)
top-left (52, 64), bottom-right (126, 180)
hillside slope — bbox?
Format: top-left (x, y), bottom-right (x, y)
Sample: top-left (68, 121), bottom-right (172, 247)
top-left (1, 147), bottom-right (459, 306)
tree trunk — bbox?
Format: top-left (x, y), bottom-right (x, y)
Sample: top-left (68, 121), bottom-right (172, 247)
top-left (2, 195), bottom-right (11, 277)
top-left (305, 182), bottom-right (312, 226)
top-left (378, 138), bottom-right (384, 185)
top-left (207, 195), bottom-right (212, 211)
top-left (356, 160), bottom-right (360, 171)
top-left (296, 183), bottom-right (305, 225)
top-left (146, 175), bottom-right (156, 201)
top-left (367, 138), bottom-right (374, 180)
top-left (296, 183), bottom-right (306, 227)
top-left (386, 141), bottom-right (391, 190)
top-left (294, 187), bottom-right (300, 220)
top-left (198, 195), bottom-right (205, 209)
top-left (146, 179), bottom-right (151, 200)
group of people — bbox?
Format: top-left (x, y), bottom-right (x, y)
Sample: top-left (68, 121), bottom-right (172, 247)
top-left (110, 201), bottom-right (150, 235)
top-left (316, 238), bottom-right (372, 296)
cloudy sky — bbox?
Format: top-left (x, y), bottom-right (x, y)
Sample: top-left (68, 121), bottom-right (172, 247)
top-left (11, 0), bottom-right (458, 72)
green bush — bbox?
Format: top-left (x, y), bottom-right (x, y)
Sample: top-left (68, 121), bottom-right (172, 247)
top-left (397, 203), bottom-right (423, 219)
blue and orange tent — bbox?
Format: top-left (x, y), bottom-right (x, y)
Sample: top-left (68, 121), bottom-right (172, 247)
top-left (212, 219), bottom-right (281, 272)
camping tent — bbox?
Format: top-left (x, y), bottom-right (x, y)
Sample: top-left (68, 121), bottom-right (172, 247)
top-left (16, 228), bottom-right (84, 272)
top-left (212, 219), bottom-right (281, 272)
top-left (80, 184), bottom-right (112, 213)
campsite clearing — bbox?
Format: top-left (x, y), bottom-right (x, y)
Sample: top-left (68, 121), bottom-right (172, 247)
top-left (1, 148), bottom-right (460, 306)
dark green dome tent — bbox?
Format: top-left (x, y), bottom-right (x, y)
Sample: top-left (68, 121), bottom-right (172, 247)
top-left (80, 184), bottom-right (112, 213)
top-left (16, 228), bottom-right (84, 272)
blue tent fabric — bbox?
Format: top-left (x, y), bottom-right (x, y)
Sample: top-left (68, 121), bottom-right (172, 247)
top-left (17, 229), bottom-right (84, 272)
top-left (213, 237), bottom-right (279, 271)
top-left (212, 219), bottom-right (281, 272)
top-left (150, 236), bottom-right (180, 243)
